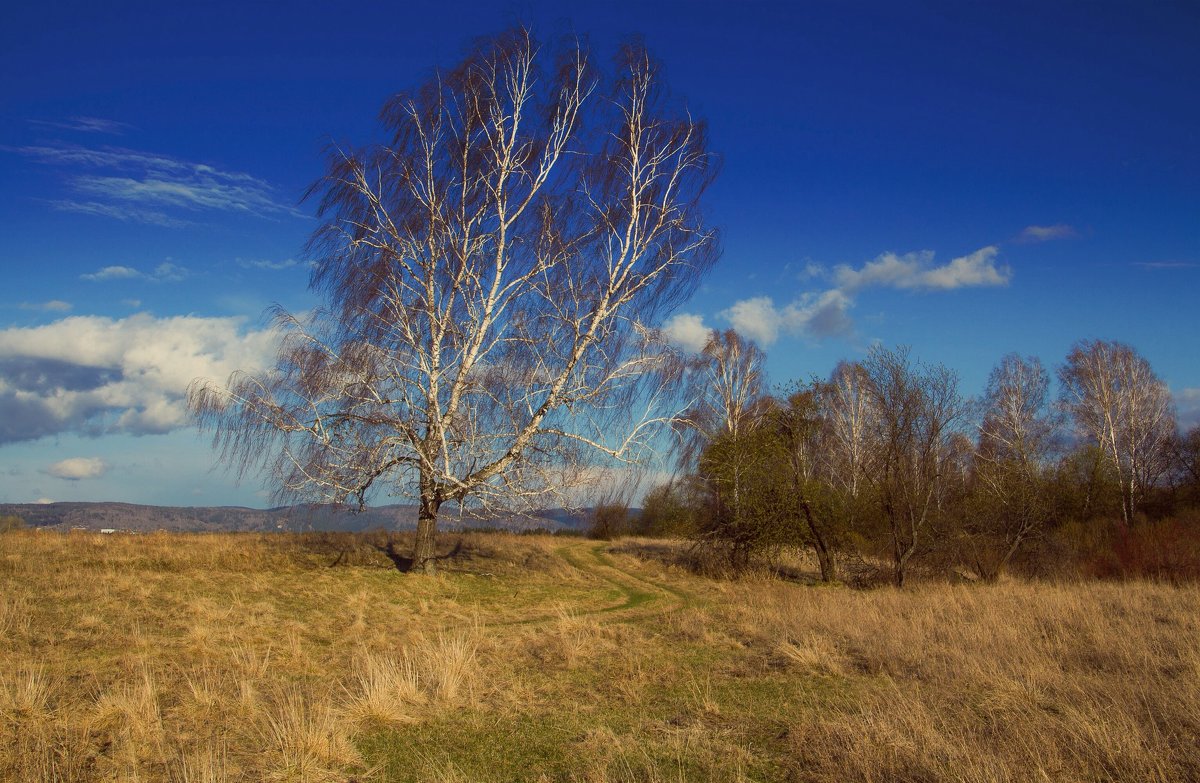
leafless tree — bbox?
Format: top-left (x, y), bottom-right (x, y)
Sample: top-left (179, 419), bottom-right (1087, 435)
top-left (1058, 340), bottom-right (1175, 525)
top-left (189, 30), bottom-right (718, 572)
top-left (968, 354), bottom-right (1059, 579)
top-left (817, 360), bottom-right (875, 501)
top-left (1168, 424), bottom-right (1200, 506)
top-left (859, 346), bottom-right (968, 586)
top-left (979, 354), bottom-right (1058, 467)
top-left (671, 329), bottom-right (768, 468)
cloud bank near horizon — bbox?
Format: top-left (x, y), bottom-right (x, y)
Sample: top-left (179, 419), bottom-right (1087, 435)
top-left (46, 456), bottom-right (109, 481)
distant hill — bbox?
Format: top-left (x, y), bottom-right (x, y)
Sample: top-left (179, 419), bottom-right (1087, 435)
top-left (0, 502), bottom-right (594, 534)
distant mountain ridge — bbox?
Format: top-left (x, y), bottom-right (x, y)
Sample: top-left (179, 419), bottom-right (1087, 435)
top-left (0, 501), bottom-right (592, 534)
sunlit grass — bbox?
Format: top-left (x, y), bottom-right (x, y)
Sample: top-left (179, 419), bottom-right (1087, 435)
top-left (1, 529), bottom-right (1197, 781)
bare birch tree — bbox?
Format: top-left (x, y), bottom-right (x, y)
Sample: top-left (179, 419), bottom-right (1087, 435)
top-left (968, 354), bottom-right (1059, 579)
top-left (189, 30), bottom-right (719, 572)
top-left (818, 360), bottom-right (875, 501)
top-left (672, 329), bottom-right (768, 467)
top-left (1058, 340), bottom-right (1175, 525)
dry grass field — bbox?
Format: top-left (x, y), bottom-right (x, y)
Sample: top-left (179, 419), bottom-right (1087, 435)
top-left (1, 529), bottom-right (1198, 782)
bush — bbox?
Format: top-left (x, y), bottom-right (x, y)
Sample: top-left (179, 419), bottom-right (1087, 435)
top-left (0, 515), bottom-right (25, 533)
top-left (1023, 512), bottom-right (1200, 582)
top-left (633, 481), bottom-right (695, 538)
top-left (587, 503), bottom-right (630, 541)
top-left (1094, 512), bottom-right (1200, 582)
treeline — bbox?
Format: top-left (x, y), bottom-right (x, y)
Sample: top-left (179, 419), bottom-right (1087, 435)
top-left (628, 333), bottom-right (1200, 584)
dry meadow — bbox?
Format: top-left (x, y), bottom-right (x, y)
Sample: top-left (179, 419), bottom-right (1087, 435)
top-left (1, 529), bottom-right (1197, 782)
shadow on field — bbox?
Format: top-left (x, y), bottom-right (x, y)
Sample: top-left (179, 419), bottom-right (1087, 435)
top-left (372, 540), bottom-right (414, 571)
top-left (370, 538), bottom-right (463, 572)
top-left (290, 531), bottom-right (463, 571)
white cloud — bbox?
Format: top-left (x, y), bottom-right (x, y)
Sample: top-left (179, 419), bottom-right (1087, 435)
top-left (661, 313), bottom-right (713, 353)
top-left (34, 498), bottom-right (55, 505)
top-left (0, 314), bottom-right (279, 444)
top-left (835, 246), bottom-right (1009, 292)
top-left (781, 289), bottom-right (854, 337)
top-left (46, 457), bottom-right (109, 480)
top-left (722, 296), bottom-right (781, 345)
top-left (81, 265), bottom-right (142, 281)
top-left (835, 250), bottom-right (932, 291)
top-left (709, 245), bottom-right (1008, 345)
top-left (717, 289), bottom-right (854, 346)
top-left (1018, 224), bottom-right (1077, 243)
top-left (920, 246), bottom-right (1009, 289)
top-left (19, 300), bottom-right (72, 313)
top-left (80, 262), bottom-right (189, 283)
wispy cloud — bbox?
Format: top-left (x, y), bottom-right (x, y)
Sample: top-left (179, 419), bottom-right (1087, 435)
top-left (241, 258), bottom-right (304, 271)
top-left (75, 174), bottom-right (289, 214)
top-left (666, 245), bottom-right (1009, 350)
top-left (81, 265), bottom-right (142, 282)
top-left (1017, 224), bottom-right (1078, 243)
top-left (29, 116), bottom-right (133, 135)
top-left (152, 262), bottom-right (188, 282)
top-left (46, 457), bottom-right (109, 480)
top-left (8, 143), bottom-right (304, 225)
top-left (80, 261), bottom-right (189, 283)
top-left (50, 199), bottom-right (190, 227)
top-left (19, 300), bottom-right (73, 313)
top-left (1134, 261), bottom-right (1197, 270)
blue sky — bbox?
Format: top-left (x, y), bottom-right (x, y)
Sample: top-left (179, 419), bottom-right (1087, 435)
top-left (1, 0), bottom-right (1197, 506)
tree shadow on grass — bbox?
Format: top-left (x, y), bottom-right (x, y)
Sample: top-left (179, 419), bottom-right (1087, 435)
top-left (371, 537), bottom-right (464, 573)
top-left (372, 540), bottom-right (414, 572)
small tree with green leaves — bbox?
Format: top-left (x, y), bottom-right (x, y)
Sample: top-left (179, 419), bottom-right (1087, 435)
top-left (692, 426), bottom-right (796, 572)
top-left (635, 480), bottom-right (696, 537)
top-left (767, 385), bottom-right (844, 581)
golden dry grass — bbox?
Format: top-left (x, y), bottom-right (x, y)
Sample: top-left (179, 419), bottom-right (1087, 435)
top-left (0, 529), bottom-right (1197, 781)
